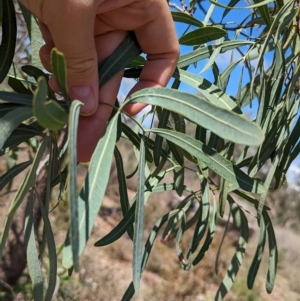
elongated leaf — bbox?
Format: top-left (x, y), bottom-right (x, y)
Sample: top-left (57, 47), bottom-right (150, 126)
top-left (2, 123), bottom-right (44, 150)
top-left (33, 77), bottom-right (68, 131)
top-left (25, 193), bottom-right (44, 300)
top-left (173, 68), bottom-right (241, 112)
top-left (250, 1), bottom-right (296, 98)
top-left (21, 65), bottom-right (56, 100)
top-left (247, 210), bottom-right (267, 289)
top-left (174, 166), bottom-right (184, 197)
top-left (209, 0), bottom-right (273, 9)
top-left (215, 196), bottom-right (249, 300)
top-left (154, 109), bottom-right (170, 166)
top-left (126, 88), bottom-right (264, 146)
top-left (0, 160), bottom-right (31, 190)
top-left (30, 14), bottom-right (44, 70)
top-left (8, 76), bottom-right (32, 94)
top-left (221, 0), bottom-right (239, 20)
top-left (51, 48), bottom-right (70, 106)
top-left (122, 210), bottom-right (180, 301)
top-left (0, 91), bottom-right (33, 105)
top-left (192, 199), bottom-right (217, 265)
top-left (176, 213), bottom-right (191, 270)
top-left (171, 11), bottom-right (203, 27)
top-left (0, 138), bottom-right (49, 261)
top-left (133, 139), bottom-right (145, 293)
top-left (0, 0), bottom-right (16, 83)
top-left (63, 113), bottom-right (118, 269)
top-left (37, 194), bottom-right (57, 301)
top-left (253, 0), bottom-right (272, 28)
top-left (179, 27), bottom-right (226, 46)
top-left (68, 100), bottom-right (83, 271)
top-left (149, 129), bottom-right (266, 194)
top-left (190, 178), bottom-right (210, 253)
top-left (17, 2), bottom-right (32, 38)
top-left (178, 40), bottom-right (253, 68)
top-left (94, 170), bottom-right (175, 247)
top-left (263, 210), bottom-right (278, 294)
top-left (99, 32), bottom-right (141, 88)
top-left (122, 123), bottom-right (153, 163)
top-left (0, 106), bottom-right (33, 149)
top-left (114, 146), bottom-right (134, 239)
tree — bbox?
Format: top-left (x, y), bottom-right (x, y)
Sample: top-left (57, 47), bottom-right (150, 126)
top-left (0, 0), bottom-right (299, 300)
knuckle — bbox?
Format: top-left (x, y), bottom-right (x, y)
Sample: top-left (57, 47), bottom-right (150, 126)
top-left (66, 58), bottom-right (97, 80)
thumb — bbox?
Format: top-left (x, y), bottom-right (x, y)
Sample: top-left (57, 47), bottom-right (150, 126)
top-left (46, 6), bottom-right (98, 116)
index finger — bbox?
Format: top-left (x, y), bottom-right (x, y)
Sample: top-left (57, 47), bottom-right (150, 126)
top-left (124, 0), bottom-right (179, 115)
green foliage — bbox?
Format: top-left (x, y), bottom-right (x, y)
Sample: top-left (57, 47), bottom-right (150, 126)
top-left (1, 1), bottom-right (300, 300)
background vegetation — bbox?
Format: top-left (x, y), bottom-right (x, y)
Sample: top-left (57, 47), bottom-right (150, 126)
top-left (0, 0), bottom-right (300, 300)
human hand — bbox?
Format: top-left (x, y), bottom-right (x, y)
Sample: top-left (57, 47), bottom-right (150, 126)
top-left (19, 0), bottom-right (179, 162)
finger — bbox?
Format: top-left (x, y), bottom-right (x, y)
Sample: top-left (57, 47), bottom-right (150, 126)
top-left (124, 1), bottom-right (179, 115)
top-left (45, 4), bottom-right (99, 116)
top-left (77, 30), bottom-right (127, 162)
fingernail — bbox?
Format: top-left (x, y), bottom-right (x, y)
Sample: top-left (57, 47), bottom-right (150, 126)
top-left (71, 86), bottom-right (96, 115)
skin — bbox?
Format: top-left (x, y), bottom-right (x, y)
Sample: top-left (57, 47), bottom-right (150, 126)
top-left (19, 0), bottom-right (179, 162)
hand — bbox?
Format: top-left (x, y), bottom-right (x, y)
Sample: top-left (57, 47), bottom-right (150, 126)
top-left (19, 0), bottom-right (179, 162)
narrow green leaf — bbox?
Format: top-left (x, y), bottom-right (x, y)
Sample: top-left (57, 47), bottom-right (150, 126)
top-left (0, 0), bottom-right (16, 83)
top-left (8, 76), bottom-right (32, 94)
top-left (99, 32), bottom-right (141, 88)
top-left (173, 68), bottom-right (241, 113)
top-left (21, 65), bottom-right (57, 100)
top-left (179, 27), bottom-right (226, 46)
top-left (192, 199), bottom-right (217, 265)
top-left (215, 196), bottom-right (249, 300)
top-left (63, 113), bottom-right (118, 269)
top-left (122, 210), bottom-right (180, 301)
top-left (33, 77), bottom-right (68, 131)
top-left (25, 193), bottom-right (44, 300)
top-left (68, 100), bottom-right (83, 271)
top-left (190, 178), bottom-right (210, 253)
top-left (37, 193), bottom-right (57, 301)
top-left (200, 36), bottom-right (225, 74)
top-left (94, 170), bottom-right (175, 247)
top-left (176, 213), bottom-right (191, 270)
top-left (0, 91), bottom-right (33, 106)
top-left (250, 1), bottom-right (296, 99)
top-left (0, 160), bottom-right (31, 190)
top-left (221, 0), bottom-right (239, 20)
top-left (133, 139), bottom-right (145, 293)
top-left (51, 48), bottom-right (70, 106)
top-left (219, 178), bottom-right (229, 218)
top-left (94, 204), bottom-right (136, 247)
top-left (253, 0), bottom-right (272, 28)
top-left (126, 56), bottom-right (145, 68)
top-left (209, 0), bottom-right (273, 9)
top-left (178, 40), bottom-right (253, 68)
top-left (174, 166), bottom-right (184, 197)
top-left (126, 88), bottom-right (264, 146)
top-left (2, 123), bottom-right (44, 151)
top-left (247, 211), bottom-right (267, 289)
top-left (0, 106), bottom-right (33, 149)
top-left (30, 14), bottom-right (44, 70)
top-left (114, 146), bottom-right (134, 240)
top-left (149, 129), bottom-right (266, 194)
top-left (171, 11), bottom-right (203, 27)
top-left (154, 109), bottom-right (170, 166)
top-left (122, 123), bottom-right (153, 163)
top-left (17, 1), bottom-right (31, 37)
top-left (263, 210), bottom-right (278, 294)
top-left (4, 137), bottom-right (49, 221)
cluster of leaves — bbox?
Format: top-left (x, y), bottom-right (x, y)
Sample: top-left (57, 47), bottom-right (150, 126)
top-left (0, 0), bottom-right (299, 300)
